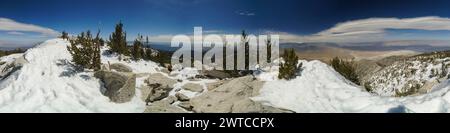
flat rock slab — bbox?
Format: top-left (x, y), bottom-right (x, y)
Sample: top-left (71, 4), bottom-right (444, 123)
top-left (182, 83), bottom-right (204, 92)
top-left (190, 76), bottom-right (294, 113)
top-left (145, 73), bottom-right (177, 88)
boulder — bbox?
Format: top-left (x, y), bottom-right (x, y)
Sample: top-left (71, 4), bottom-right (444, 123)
top-left (190, 76), bottom-right (294, 113)
top-left (145, 83), bottom-right (173, 104)
top-left (109, 63), bottom-right (132, 72)
top-left (163, 96), bottom-right (178, 104)
top-left (175, 93), bottom-right (190, 101)
top-left (145, 73), bottom-right (177, 88)
top-left (0, 55), bottom-right (27, 80)
top-left (94, 70), bottom-right (136, 103)
top-left (182, 83), bottom-right (203, 92)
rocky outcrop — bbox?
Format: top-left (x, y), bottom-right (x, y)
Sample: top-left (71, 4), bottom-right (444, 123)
top-left (0, 55), bottom-right (27, 80)
top-left (109, 63), bottom-right (133, 72)
top-left (94, 70), bottom-right (136, 103)
top-left (206, 80), bottom-right (229, 91)
top-left (145, 83), bottom-right (173, 104)
top-left (145, 73), bottom-right (177, 88)
top-left (175, 93), bottom-right (190, 101)
top-left (182, 83), bottom-right (204, 92)
top-left (190, 76), bottom-right (294, 113)
top-left (143, 73), bottom-right (177, 104)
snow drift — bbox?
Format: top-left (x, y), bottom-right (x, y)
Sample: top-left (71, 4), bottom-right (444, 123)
top-left (253, 60), bottom-right (450, 113)
top-left (0, 39), bottom-right (146, 112)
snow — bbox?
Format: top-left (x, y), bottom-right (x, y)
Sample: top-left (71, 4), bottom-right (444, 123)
top-left (100, 48), bottom-right (160, 74)
top-left (3, 38), bottom-right (450, 113)
top-left (0, 39), bottom-right (146, 112)
top-left (252, 60), bottom-right (450, 113)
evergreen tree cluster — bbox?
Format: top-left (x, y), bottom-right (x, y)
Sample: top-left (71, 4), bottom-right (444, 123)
top-left (107, 22), bottom-right (158, 62)
top-left (67, 30), bottom-right (102, 71)
top-left (278, 48), bottom-right (302, 80)
top-left (130, 34), bottom-right (160, 62)
top-left (60, 31), bottom-right (69, 40)
top-left (108, 22), bottom-right (129, 56)
top-left (331, 57), bottom-right (360, 85)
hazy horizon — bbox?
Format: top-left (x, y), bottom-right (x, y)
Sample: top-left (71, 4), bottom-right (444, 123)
top-left (2, 0), bottom-right (450, 49)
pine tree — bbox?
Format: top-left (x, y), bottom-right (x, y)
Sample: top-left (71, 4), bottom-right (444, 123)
top-left (139, 35), bottom-right (145, 59)
top-left (131, 35), bottom-right (143, 60)
top-left (278, 48), bottom-right (301, 80)
top-left (67, 30), bottom-right (102, 70)
top-left (108, 21), bottom-right (129, 56)
top-left (92, 30), bottom-right (102, 70)
top-left (144, 36), bottom-right (155, 61)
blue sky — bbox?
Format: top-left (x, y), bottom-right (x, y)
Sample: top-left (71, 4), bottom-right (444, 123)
top-left (2, 0), bottom-right (450, 48)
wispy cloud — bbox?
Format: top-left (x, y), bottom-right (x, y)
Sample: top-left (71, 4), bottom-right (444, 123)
top-left (300, 16), bottom-right (450, 43)
top-left (235, 10), bottom-right (255, 16)
top-left (145, 17), bottom-right (450, 46)
top-left (0, 18), bottom-right (59, 37)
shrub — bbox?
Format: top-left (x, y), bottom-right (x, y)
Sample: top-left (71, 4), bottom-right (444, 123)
top-left (331, 57), bottom-right (360, 85)
top-left (67, 30), bottom-right (102, 70)
top-left (278, 48), bottom-right (301, 80)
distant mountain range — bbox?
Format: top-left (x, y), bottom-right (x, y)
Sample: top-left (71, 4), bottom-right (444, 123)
top-left (281, 41), bottom-right (450, 53)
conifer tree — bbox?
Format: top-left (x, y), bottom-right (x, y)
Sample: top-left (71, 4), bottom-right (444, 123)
top-left (108, 21), bottom-right (129, 55)
top-left (139, 35), bottom-right (145, 59)
top-left (61, 31), bottom-right (69, 40)
top-left (131, 35), bottom-right (143, 60)
top-left (92, 31), bottom-right (102, 70)
top-left (144, 36), bottom-right (155, 60)
top-left (278, 48), bottom-right (301, 80)
top-left (67, 30), bottom-right (102, 70)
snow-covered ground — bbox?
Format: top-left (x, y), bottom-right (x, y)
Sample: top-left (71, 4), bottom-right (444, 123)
top-left (0, 39), bottom-right (146, 112)
top-left (2, 38), bottom-right (450, 113)
top-left (252, 60), bottom-right (450, 113)
top-left (0, 39), bottom-right (213, 112)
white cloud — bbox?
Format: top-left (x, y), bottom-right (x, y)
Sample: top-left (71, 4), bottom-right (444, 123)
top-left (301, 16), bottom-right (450, 43)
top-left (0, 18), bottom-right (59, 37)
